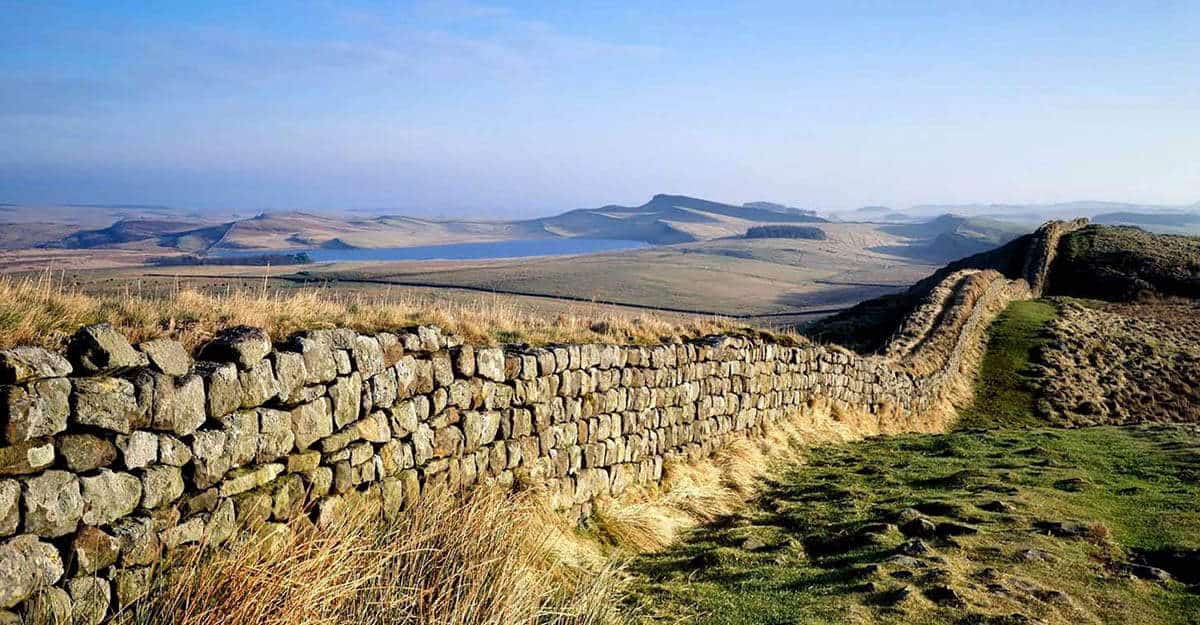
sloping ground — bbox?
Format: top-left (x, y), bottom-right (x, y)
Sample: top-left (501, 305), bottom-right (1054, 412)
top-left (1048, 225), bottom-right (1200, 300)
top-left (1029, 301), bottom-right (1200, 426)
top-left (626, 426), bottom-right (1200, 625)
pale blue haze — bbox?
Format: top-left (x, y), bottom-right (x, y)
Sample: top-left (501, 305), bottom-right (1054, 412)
top-left (2, 1), bottom-right (1197, 216)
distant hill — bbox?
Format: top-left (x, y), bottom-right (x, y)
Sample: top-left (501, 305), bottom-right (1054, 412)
top-left (873, 214), bottom-right (1029, 262)
top-left (523, 194), bottom-right (828, 244)
top-left (1092, 211), bottom-right (1200, 235)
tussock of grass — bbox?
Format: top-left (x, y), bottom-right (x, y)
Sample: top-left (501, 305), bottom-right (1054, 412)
top-left (589, 415), bottom-right (820, 554)
top-left (0, 272), bottom-right (755, 351)
top-left (128, 486), bottom-right (629, 625)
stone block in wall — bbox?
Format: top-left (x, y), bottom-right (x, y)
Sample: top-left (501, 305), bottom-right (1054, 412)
top-left (0, 535), bottom-right (63, 609)
top-left (67, 576), bottom-right (109, 625)
top-left (67, 324), bottom-right (146, 376)
top-left (351, 335), bottom-right (385, 376)
top-left (71, 377), bottom-right (139, 434)
top-left (79, 469), bottom-right (140, 524)
top-left (290, 398), bottom-right (332, 452)
top-left (137, 339), bottom-right (191, 377)
top-left (198, 326), bottom-right (271, 371)
top-left (272, 351), bottom-right (308, 405)
top-left (450, 345), bottom-right (475, 378)
top-left (238, 359), bottom-right (279, 409)
top-left (190, 430), bottom-right (230, 489)
top-left (3, 378), bottom-right (71, 444)
top-left (116, 431), bottom-right (157, 470)
top-left (21, 471), bottom-right (82, 538)
top-left (329, 374), bottom-right (361, 429)
top-left (0, 348), bottom-right (72, 385)
top-left (139, 466), bottom-right (184, 510)
top-left (289, 335), bottom-right (337, 385)
top-left (20, 585), bottom-right (70, 625)
top-left (71, 527), bottom-right (119, 575)
top-left (108, 516), bottom-right (158, 567)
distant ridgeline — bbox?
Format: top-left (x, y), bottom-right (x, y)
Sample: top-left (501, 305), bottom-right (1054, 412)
top-left (743, 225), bottom-right (827, 240)
top-left (802, 219), bottom-right (1200, 352)
top-left (0, 220), bottom-right (1098, 621)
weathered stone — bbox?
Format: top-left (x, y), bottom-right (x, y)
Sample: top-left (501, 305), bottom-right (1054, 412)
top-left (67, 576), bottom-right (109, 625)
top-left (2, 378), bottom-right (71, 443)
top-left (67, 324), bottom-right (146, 375)
top-left (113, 567), bottom-right (151, 607)
top-left (351, 335), bottom-right (385, 375)
top-left (271, 474), bottom-right (306, 520)
top-left (285, 451), bottom-right (320, 474)
top-left (199, 326), bottom-right (271, 370)
top-left (72, 377), bottom-right (138, 434)
top-left (148, 373), bottom-right (207, 436)
top-left (190, 429), bottom-right (231, 489)
top-left (161, 516), bottom-right (205, 548)
top-left (79, 469), bottom-right (141, 524)
top-left (220, 411), bottom-right (259, 468)
top-left (21, 586), bottom-right (70, 625)
top-left (0, 481), bottom-right (18, 537)
top-left (110, 516), bottom-right (159, 566)
top-left (292, 336), bottom-right (337, 384)
top-left (0, 440), bottom-right (54, 476)
top-left (220, 464), bottom-right (283, 497)
top-left (206, 497), bottom-right (236, 545)
top-left (476, 348), bottom-right (505, 382)
top-left (233, 491), bottom-right (272, 529)
top-left (356, 411), bottom-right (391, 443)
top-left (272, 351), bottom-right (308, 404)
top-left (462, 411), bottom-right (500, 451)
top-left (390, 399), bottom-right (419, 437)
top-left (23, 471), bottom-right (83, 537)
top-left (0, 347), bottom-right (71, 384)
top-left (257, 408), bottom-right (295, 462)
top-left (329, 374), bottom-right (362, 429)
top-left (290, 398), bottom-right (332, 451)
top-left (115, 430), bottom-right (157, 469)
top-left (57, 434), bottom-right (116, 473)
top-left (140, 466), bottom-right (184, 509)
top-left (431, 352), bottom-right (453, 388)
top-left (196, 360), bottom-right (240, 419)
top-left (138, 338), bottom-right (191, 376)
top-left (71, 527), bottom-right (120, 575)
top-left (0, 535), bottom-right (63, 608)
top-left (238, 358), bottom-right (279, 408)
top-left (157, 434), bottom-right (192, 466)
top-left (451, 345), bottom-right (475, 378)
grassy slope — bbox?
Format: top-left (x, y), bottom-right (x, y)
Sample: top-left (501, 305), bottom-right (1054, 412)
top-left (627, 427), bottom-right (1200, 625)
top-left (956, 300), bottom-right (1058, 429)
top-left (623, 299), bottom-right (1200, 625)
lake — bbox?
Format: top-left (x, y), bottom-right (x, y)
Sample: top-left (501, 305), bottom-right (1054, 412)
top-left (214, 238), bottom-right (649, 262)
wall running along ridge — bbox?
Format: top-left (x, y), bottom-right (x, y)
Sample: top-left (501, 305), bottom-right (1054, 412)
top-left (0, 222), bottom-right (1076, 623)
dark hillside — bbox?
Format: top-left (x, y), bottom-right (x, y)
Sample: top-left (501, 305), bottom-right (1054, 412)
top-left (1047, 225), bottom-right (1200, 300)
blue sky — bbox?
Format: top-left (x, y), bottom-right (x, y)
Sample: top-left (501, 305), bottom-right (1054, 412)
top-left (2, 1), bottom-right (1197, 217)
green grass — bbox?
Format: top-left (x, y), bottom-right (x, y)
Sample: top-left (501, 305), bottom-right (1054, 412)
top-left (956, 299), bottom-right (1059, 429)
top-left (625, 426), bottom-right (1200, 625)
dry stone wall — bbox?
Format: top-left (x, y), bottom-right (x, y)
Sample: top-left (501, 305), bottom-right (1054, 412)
top-left (0, 222), bottom-right (1078, 623)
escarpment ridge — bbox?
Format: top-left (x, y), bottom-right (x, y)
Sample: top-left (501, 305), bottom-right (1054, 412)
top-left (0, 221), bottom-right (1079, 620)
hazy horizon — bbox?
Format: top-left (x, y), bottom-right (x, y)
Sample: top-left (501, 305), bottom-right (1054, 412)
top-left (3, 1), bottom-right (1198, 217)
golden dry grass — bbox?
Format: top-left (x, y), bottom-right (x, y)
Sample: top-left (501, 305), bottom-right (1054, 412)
top-left (589, 415), bottom-right (821, 554)
top-left (125, 487), bottom-right (629, 625)
top-left (0, 271), bottom-right (762, 352)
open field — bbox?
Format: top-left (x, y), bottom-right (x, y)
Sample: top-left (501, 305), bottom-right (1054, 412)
top-left (289, 226), bottom-right (939, 317)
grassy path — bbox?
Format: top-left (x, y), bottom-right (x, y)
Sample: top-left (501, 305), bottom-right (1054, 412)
top-left (622, 299), bottom-right (1200, 625)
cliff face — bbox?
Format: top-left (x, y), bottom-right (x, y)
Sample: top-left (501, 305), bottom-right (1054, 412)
top-left (0, 222), bottom-right (1077, 621)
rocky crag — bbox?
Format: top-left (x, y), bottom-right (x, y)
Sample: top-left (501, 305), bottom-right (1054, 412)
top-left (0, 222), bottom-right (1078, 622)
